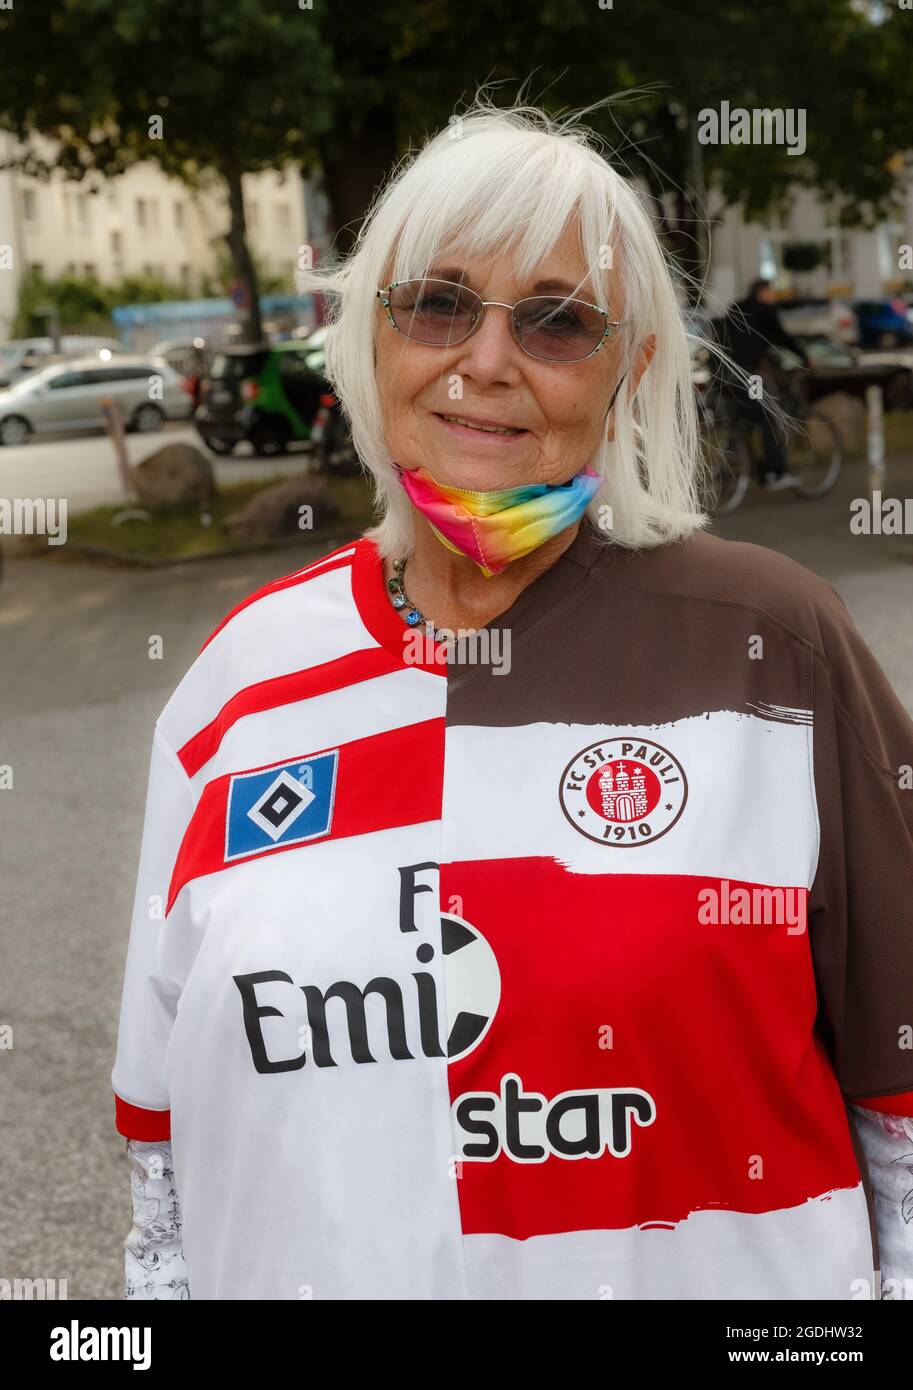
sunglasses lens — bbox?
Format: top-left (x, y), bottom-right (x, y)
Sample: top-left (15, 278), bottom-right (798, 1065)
top-left (515, 297), bottom-right (608, 361)
top-left (387, 279), bottom-right (479, 345)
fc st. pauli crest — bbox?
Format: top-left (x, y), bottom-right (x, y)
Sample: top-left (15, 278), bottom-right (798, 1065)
top-left (560, 737), bottom-right (687, 846)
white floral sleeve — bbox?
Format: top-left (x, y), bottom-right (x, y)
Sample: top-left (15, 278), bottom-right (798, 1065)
top-left (851, 1106), bottom-right (913, 1297)
top-left (124, 1139), bottom-right (190, 1300)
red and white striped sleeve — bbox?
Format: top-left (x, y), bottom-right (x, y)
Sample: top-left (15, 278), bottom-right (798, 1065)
top-left (112, 722), bottom-right (196, 1142)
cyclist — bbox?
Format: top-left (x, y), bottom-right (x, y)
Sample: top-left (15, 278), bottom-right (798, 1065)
top-left (719, 278), bottom-right (811, 490)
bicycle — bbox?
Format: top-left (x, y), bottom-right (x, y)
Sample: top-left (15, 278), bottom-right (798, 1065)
top-left (698, 365), bottom-right (844, 516)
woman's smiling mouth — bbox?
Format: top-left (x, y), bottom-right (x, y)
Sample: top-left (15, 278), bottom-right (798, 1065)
top-left (433, 412), bottom-right (529, 442)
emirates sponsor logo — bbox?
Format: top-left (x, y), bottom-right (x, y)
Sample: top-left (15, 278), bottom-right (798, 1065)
top-left (232, 862), bottom-right (658, 1165)
top-left (560, 738), bottom-right (688, 846)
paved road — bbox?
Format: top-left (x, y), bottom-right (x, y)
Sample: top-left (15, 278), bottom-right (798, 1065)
top-left (0, 450), bottom-right (911, 1298)
top-left (0, 422), bottom-right (311, 514)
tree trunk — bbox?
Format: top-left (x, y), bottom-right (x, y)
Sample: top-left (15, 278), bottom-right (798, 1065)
top-left (224, 168), bottom-right (263, 344)
top-left (317, 111), bottom-right (399, 257)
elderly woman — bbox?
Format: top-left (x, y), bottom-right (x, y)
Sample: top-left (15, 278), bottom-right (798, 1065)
top-left (113, 101), bottom-right (913, 1301)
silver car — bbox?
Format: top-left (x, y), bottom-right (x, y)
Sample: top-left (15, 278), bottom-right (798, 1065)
top-left (0, 335), bottom-right (126, 387)
top-left (0, 354), bottom-right (193, 445)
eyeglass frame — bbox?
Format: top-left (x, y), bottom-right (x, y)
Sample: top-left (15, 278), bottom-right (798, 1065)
top-left (375, 278), bottom-right (631, 363)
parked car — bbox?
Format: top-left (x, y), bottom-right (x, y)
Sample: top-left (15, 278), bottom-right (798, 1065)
top-left (776, 297), bottom-right (858, 346)
top-left (0, 355), bottom-right (193, 445)
top-left (149, 336), bottom-right (214, 410)
top-left (195, 340), bottom-right (328, 456)
top-left (852, 298), bottom-right (913, 349)
top-left (0, 335), bottom-right (125, 388)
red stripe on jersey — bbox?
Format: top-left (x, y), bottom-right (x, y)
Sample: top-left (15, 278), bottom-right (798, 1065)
top-left (167, 717), bottom-right (445, 914)
top-left (351, 538), bottom-right (448, 673)
top-left (115, 1094), bottom-right (171, 1141)
top-left (198, 540), bottom-right (359, 654)
top-left (442, 856), bottom-right (860, 1239)
top-left (176, 646), bottom-right (405, 778)
top-left (851, 1090), bottom-right (913, 1117)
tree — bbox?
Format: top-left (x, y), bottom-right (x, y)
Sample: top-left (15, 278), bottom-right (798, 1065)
top-left (311, 0), bottom-right (913, 286)
top-left (0, 0), bottom-right (336, 341)
top-left (1, 0), bottom-right (910, 322)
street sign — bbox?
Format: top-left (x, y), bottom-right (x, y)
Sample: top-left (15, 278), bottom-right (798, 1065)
top-left (230, 280), bottom-right (252, 310)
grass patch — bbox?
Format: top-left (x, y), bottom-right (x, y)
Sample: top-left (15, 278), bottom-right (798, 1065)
top-left (31, 472), bottom-right (375, 563)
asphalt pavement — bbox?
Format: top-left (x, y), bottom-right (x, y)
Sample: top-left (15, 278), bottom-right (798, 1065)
top-left (0, 421), bottom-right (309, 514)
top-left (0, 445), bottom-right (911, 1298)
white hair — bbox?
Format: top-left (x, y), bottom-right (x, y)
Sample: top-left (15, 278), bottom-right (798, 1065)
top-left (296, 95), bottom-right (711, 558)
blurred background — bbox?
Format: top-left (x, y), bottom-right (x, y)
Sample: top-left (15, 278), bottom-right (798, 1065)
top-left (1, 0), bottom-right (912, 1296)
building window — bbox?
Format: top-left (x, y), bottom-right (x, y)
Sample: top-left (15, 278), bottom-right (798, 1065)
top-left (179, 264), bottom-right (191, 287)
top-left (174, 201), bottom-right (185, 231)
top-left (30, 261), bottom-right (44, 277)
top-left (111, 230), bottom-right (122, 256)
top-left (76, 194), bottom-right (90, 229)
top-left (136, 198), bottom-right (159, 232)
top-left (879, 222), bottom-right (906, 285)
top-left (22, 188), bottom-right (38, 226)
top-left (84, 263), bottom-right (95, 276)
top-left (247, 200), bottom-right (259, 229)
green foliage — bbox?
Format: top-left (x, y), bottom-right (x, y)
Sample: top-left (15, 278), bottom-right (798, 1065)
top-left (13, 266), bottom-right (192, 335)
top-left (0, 0), bottom-right (911, 262)
top-left (0, 0), bottom-right (335, 181)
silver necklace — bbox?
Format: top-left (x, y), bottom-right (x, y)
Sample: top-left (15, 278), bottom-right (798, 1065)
top-left (388, 558), bottom-right (435, 634)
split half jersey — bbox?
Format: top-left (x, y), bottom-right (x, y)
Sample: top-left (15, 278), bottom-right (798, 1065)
top-left (112, 518), bottom-right (913, 1300)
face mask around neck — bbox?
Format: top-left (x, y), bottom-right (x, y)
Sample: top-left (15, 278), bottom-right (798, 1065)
top-left (393, 462), bottom-right (600, 577)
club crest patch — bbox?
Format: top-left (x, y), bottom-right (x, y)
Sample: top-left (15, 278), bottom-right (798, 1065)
top-left (225, 751), bottom-right (338, 862)
top-left (559, 737), bottom-right (687, 846)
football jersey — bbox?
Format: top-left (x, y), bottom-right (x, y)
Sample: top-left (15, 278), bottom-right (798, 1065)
top-left (112, 517), bottom-right (913, 1300)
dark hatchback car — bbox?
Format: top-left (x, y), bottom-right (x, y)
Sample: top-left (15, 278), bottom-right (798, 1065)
top-left (194, 340), bottom-right (326, 456)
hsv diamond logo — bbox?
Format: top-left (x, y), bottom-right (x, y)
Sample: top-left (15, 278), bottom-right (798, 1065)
top-left (559, 736), bottom-right (687, 846)
top-left (225, 751), bottom-right (338, 862)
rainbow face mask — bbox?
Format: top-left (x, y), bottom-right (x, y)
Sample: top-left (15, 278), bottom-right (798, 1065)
top-left (393, 463), bottom-right (600, 577)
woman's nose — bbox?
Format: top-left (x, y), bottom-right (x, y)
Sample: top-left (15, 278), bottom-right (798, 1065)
top-left (452, 303), bottom-right (524, 381)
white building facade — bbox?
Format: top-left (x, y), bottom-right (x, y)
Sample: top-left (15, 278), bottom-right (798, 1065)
top-left (0, 133), bottom-right (310, 339)
top-left (702, 178), bottom-right (913, 313)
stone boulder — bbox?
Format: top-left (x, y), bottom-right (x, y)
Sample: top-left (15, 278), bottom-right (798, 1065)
top-left (223, 475), bottom-right (340, 543)
top-left (132, 443), bottom-right (217, 509)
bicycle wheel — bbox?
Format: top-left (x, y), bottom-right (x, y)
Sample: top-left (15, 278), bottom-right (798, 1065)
top-left (699, 406), bottom-right (752, 516)
top-left (788, 408), bottom-right (843, 499)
